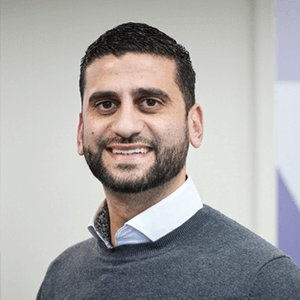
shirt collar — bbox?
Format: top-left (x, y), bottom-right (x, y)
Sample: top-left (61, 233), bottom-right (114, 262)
top-left (88, 175), bottom-right (202, 247)
top-left (88, 201), bottom-right (109, 247)
top-left (126, 175), bottom-right (202, 241)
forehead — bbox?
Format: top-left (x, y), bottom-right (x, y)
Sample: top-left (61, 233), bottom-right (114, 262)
top-left (86, 52), bottom-right (176, 77)
top-left (83, 53), bottom-right (180, 102)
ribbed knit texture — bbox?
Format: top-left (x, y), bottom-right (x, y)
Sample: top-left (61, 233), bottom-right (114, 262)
top-left (37, 205), bottom-right (300, 299)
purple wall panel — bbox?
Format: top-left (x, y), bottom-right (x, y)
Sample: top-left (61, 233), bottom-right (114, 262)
top-left (276, 0), bottom-right (300, 266)
top-left (276, 0), bottom-right (300, 81)
top-left (278, 171), bottom-right (300, 266)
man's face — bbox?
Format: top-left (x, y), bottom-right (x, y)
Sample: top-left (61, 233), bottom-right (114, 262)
top-left (77, 53), bottom-right (191, 193)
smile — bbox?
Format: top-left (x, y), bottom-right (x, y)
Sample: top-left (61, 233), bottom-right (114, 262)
top-left (109, 148), bottom-right (152, 155)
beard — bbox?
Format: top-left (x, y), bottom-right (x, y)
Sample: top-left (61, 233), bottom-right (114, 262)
top-left (83, 125), bottom-right (189, 194)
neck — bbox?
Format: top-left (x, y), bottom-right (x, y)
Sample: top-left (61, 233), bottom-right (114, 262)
top-left (104, 168), bottom-right (186, 246)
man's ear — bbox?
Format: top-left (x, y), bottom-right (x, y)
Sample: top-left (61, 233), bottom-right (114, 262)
top-left (77, 112), bottom-right (84, 156)
top-left (188, 104), bottom-right (203, 148)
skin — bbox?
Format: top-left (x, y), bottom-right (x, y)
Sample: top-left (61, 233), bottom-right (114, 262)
top-left (77, 53), bottom-right (203, 246)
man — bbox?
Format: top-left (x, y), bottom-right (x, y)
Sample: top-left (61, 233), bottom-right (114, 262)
top-left (37, 22), bottom-right (300, 299)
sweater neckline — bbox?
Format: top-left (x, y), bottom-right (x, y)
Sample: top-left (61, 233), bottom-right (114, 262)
top-left (95, 205), bottom-right (212, 260)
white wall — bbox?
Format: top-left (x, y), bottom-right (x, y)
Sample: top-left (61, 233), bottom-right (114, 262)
top-left (1, 0), bottom-right (275, 299)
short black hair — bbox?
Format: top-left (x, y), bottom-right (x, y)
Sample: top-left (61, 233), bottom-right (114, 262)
top-left (79, 22), bottom-right (196, 114)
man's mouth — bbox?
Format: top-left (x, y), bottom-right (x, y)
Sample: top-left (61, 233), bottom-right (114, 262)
top-left (108, 147), bottom-right (152, 155)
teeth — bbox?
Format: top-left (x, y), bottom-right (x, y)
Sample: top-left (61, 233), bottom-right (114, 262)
top-left (112, 148), bottom-right (150, 155)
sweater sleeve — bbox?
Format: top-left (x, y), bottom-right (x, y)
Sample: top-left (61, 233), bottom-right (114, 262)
top-left (249, 256), bottom-right (300, 299)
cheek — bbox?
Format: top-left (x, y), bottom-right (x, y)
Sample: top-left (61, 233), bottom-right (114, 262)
top-left (82, 124), bottom-right (104, 148)
top-left (148, 124), bottom-right (155, 133)
top-left (85, 121), bottom-right (110, 137)
top-left (148, 120), bottom-right (177, 140)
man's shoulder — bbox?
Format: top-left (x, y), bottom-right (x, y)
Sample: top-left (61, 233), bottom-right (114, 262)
top-left (37, 238), bottom-right (103, 299)
top-left (47, 238), bottom-right (98, 271)
top-left (190, 205), bottom-right (300, 298)
top-left (58, 237), bottom-right (96, 255)
top-left (197, 205), bottom-right (286, 261)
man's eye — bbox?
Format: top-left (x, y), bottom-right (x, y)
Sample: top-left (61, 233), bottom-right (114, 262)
top-left (99, 101), bottom-right (116, 109)
top-left (141, 99), bottom-right (159, 107)
top-left (94, 100), bottom-right (117, 115)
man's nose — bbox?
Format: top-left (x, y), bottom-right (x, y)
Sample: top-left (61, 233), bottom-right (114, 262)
top-left (111, 104), bottom-right (144, 139)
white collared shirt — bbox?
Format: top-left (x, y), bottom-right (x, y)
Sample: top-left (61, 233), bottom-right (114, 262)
top-left (88, 175), bottom-right (203, 248)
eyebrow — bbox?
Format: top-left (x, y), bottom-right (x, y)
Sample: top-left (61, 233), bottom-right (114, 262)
top-left (88, 88), bottom-right (172, 105)
top-left (88, 91), bottom-right (119, 104)
top-left (131, 88), bottom-right (172, 103)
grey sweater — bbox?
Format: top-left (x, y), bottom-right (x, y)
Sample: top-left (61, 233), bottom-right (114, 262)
top-left (37, 205), bottom-right (300, 299)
